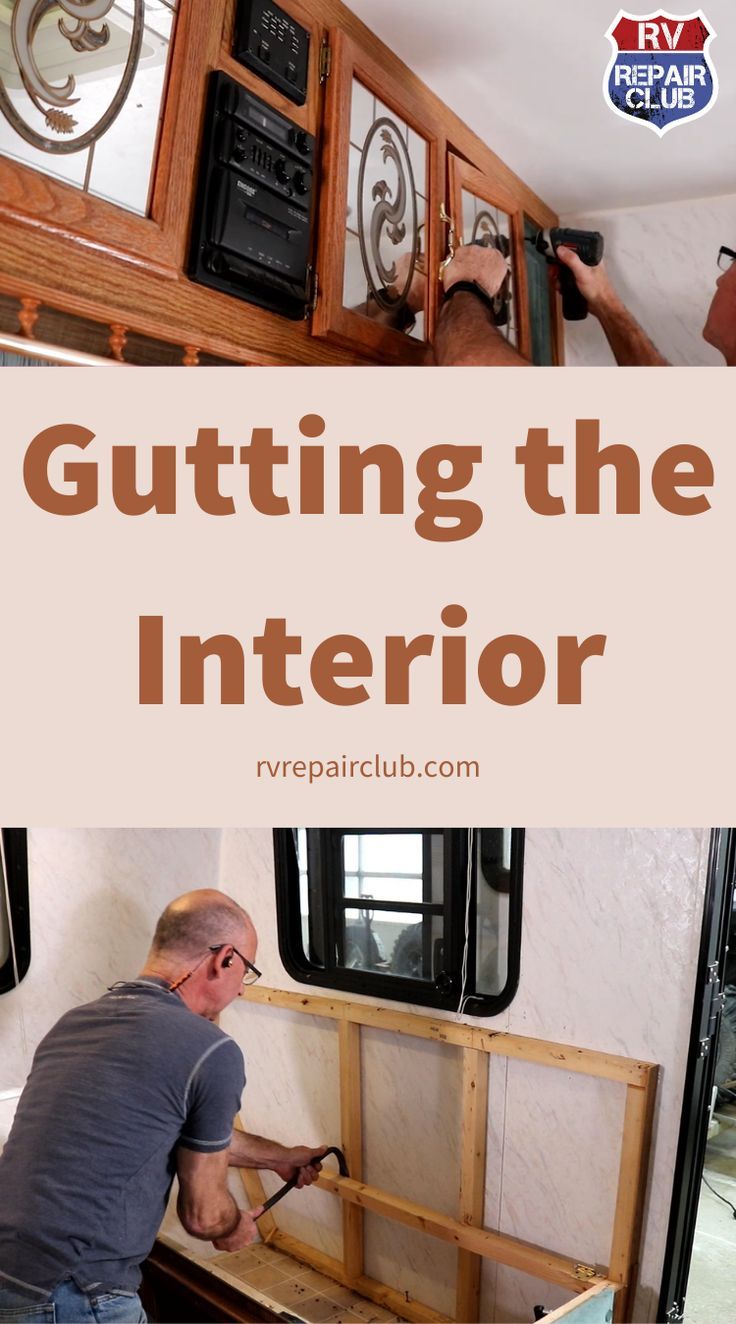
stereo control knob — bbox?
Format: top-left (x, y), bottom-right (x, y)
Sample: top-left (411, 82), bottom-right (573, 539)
top-left (293, 168), bottom-right (311, 196)
top-left (288, 127), bottom-right (310, 156)
top-left (275, 157), bottom-right (291, 185)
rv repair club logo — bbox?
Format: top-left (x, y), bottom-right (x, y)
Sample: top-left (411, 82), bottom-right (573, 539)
top-left (604, 10), bottom-right (718, 135)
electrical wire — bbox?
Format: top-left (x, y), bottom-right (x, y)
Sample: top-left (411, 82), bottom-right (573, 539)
top-left (702, 1172), bottom-right (736, 1219)
top-left (457, 828), bottom-right (475, 1016)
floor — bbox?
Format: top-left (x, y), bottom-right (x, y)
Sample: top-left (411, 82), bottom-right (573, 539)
top-left (683, 1100), bottom-right (736, 1324)
top-left (211, 1242), bottom-right (407, 1323)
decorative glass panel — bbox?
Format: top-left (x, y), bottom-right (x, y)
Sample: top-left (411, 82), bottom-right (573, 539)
top-left (0, 1), bottom-right (179, 216)
top-left (343, 78), bottom-right (428, 341)
top-left (460, 188), bottom-right (518, 348)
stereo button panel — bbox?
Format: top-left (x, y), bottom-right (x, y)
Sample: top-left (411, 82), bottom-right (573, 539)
top-left (233, 0), bottom-right (310, 106)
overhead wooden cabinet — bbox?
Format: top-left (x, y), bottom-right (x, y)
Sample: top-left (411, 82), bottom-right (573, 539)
top-left (0, 0), bottom-right (562, 366)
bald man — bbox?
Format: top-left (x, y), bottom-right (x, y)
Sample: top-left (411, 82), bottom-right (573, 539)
top-left (703, 252), bottom-right (736, 365)
top-left (0, 890), bottom-right (324, 1323)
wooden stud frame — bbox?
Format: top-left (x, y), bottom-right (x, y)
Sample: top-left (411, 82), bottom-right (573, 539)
top-left (231, 987), bottom-right (657, 1324)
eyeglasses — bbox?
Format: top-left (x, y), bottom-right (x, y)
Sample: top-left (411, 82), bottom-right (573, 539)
top-left (209, 944), bottom-right (262, 986)
top-left (718, 246), bottom-right (736, 272)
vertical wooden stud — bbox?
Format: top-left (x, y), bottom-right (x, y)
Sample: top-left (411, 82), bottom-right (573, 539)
top-left (608, 1070), bottom-right (658, 1322)
top-left (455, 1046), bottom-right (490, 1324)
top-left (339, 1017), bottom-right (364, 1282)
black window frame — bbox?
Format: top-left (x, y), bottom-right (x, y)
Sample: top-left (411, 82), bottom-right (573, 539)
top-left (0, 828), bottom-right (31, 994)
top-left (274, 828), bottom-right (524, 1016)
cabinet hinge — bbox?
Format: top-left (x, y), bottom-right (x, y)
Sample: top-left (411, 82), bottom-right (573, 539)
top-left (574, 1264), bottom-right (597, 1283)
top-left (320, 41), bottom-right (332, 82)
top-left (307, 266), bottom-right (319, 315)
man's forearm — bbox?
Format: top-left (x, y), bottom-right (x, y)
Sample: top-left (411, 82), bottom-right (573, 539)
top-left (177, 1185), bottom-right (241, 1241)
top-left (433, 292), bottom-right (528, 366)
top-left (228, 1130), bottom-right (294, 1169)
top-left (594, 297), bottom-right (669, 366)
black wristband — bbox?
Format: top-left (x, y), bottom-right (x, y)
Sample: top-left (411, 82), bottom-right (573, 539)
top-left (442, 281), bottom-right (496, 315)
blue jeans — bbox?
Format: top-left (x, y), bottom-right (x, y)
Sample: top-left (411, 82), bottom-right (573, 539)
top-left (0, 1277), bottom-right (146, 1323)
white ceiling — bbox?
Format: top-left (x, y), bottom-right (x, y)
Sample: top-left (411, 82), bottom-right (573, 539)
top-left (346, 0), bottom-right (734, 214)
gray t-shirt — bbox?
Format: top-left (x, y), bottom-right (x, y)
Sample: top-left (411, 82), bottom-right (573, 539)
top-left (0, 978), bottom-right (245, 1293)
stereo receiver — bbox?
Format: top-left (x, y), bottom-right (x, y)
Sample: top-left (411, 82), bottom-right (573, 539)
top-left (189, 73), bottom-right (315, 320)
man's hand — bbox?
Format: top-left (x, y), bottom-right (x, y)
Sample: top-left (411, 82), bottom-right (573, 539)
top-left (212, 1205), bottom-right (264, 1253)
top-left (555, 247), bottom-right (621, 318)
top-left (388, 252), bottom-right (426, 315)
top-left (442, 244), bottom-right (508, 300)
top-left (271, 1145), bottom-right (325, 1188)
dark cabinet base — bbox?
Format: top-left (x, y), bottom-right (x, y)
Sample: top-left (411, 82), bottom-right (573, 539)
top-left (142, 1241), bottom-right (283, 1323)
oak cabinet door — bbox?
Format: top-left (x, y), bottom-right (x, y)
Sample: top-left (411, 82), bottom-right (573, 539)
top-left (312, 30), bottom-right (442, 363)
top-left (446, 152), bottom-right (528, 356)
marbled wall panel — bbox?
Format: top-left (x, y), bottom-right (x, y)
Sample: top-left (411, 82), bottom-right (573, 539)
top-left (363, 1211), bottom-right (457, 1322)
top-left (220, 1001), bottom-right (343, 1259)
top-left (496, 1064), bottom-right (626, 1263)
top-left (362, 1028), bottom-right (462, 1216)
top-left (561, 194), bottom-right (736, 367)
top-left (0, 828), bottom-right (222, 1092)
top-left (504, 829), bottom-right (709, 1322)
top-left (492, 1265), bottom-right (572, 1324)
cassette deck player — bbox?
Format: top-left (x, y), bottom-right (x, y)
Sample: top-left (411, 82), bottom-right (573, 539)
top-left (189, 72), bottom-right (315, 320)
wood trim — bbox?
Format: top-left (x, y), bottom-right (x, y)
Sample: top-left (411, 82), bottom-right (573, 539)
top-left (243, 986), bottom-right (656, 1086)
top-left (455, 1047), bottom-right (489, 1322)
top-left (609, 1070), bottom-right (659, 1322)
top-left (338, 1019), bottom-right (364, 1282)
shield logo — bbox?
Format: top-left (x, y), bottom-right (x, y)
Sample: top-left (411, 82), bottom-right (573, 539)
top-left (604, 10), bottom-right (718, 136)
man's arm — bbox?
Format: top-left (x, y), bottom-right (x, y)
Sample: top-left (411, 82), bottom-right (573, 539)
top-left (176, 1147), bottom-right (263, 1252)
top-left (228, 1129), bottom-right (324, 1187)
top-left (433, 245), bottom-right (529, 366)
top-left (556, 247), bottom-right (669, 366)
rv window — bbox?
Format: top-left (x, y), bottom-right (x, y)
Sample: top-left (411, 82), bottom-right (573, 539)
top-left (0, 830), bottom-right (31, 994)
top-left (274, 829), bottom-right (523, 1015)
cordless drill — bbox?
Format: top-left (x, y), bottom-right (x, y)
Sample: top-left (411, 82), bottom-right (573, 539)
top-left (534, 228), bottom-right (605, 321)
